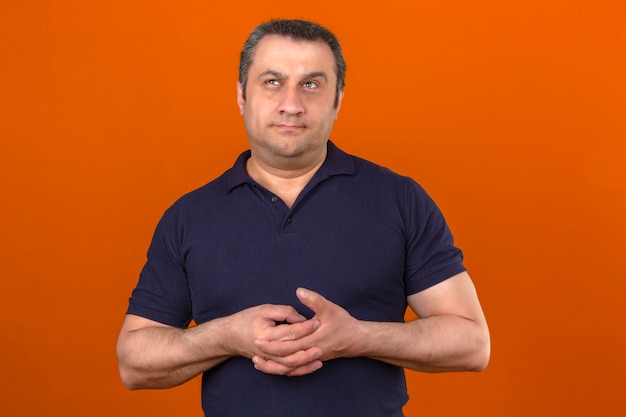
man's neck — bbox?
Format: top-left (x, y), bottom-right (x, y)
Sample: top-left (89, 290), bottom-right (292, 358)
top-left (246, 152), bottom-right (326, 209)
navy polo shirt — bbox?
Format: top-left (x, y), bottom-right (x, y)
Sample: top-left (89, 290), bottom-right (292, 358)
top-left (127, 141), bottom-right (465, 416)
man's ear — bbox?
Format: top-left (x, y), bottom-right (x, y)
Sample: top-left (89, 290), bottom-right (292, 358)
top-left (236, 82), bottom-right (245, 115)
top-left (334, 89), bottom-right (345, 119)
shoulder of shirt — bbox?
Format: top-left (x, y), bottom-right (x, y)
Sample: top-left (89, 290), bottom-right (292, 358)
top-left (154, 170), bottom-right (232, 220)
top-left (348, 153), bottom-right (427, 191)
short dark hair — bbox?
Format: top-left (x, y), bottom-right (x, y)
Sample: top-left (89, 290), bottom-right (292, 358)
top-left (239, 19), bottom-right (346, 107)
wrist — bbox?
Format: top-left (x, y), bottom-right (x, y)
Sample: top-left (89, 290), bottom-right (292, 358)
top-left (184, 316), bottom-right (236, 361)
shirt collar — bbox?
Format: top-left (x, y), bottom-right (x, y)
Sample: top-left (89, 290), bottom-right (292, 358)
top-left (225, 140), bottom-right (355, 193)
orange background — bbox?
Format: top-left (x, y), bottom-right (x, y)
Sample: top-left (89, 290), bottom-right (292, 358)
top-left (1, 1), bottom-right (625, 416)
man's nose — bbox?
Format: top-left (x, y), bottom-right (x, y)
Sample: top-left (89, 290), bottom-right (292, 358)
top-left (278, 86), bottom-right (305, 116)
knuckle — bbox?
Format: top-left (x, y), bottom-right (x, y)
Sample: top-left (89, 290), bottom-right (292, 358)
top-left (284, 359), bottom-right (297, 368)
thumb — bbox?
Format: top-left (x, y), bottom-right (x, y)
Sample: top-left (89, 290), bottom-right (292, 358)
top-left (296, 287), bottom-right (326, 313)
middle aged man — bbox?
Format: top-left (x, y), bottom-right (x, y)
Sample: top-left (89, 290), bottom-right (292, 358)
top-left (117, 19), bottom-right (490, 417)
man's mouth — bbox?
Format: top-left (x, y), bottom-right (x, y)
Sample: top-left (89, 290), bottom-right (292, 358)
top-left (273, 123), bottom-right (305, 131)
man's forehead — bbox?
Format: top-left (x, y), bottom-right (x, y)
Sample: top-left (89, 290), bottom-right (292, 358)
top-left (251, 35), bottom-right (335, 68)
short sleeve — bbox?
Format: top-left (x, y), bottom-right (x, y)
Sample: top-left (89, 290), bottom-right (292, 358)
top-left (403, 180), bottom-right (466, 294)
top-left (126, 204), bottom-right (193, 328)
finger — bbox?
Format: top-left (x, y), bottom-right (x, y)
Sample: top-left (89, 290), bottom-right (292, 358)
top-left (261, 319), bottom-right (320, 342)
top-left (261, 305), bottom-right (307, 324)
top-left (252, 349), bottom-right (323, 376)
top-left (255, 358), bottom-right (323, 377)
top-left (255, 335), bottom-right (322, 358)
top-left (296, 287), bottom-right (329, 313)
top-left (255, 346), bottom-right (321, 368)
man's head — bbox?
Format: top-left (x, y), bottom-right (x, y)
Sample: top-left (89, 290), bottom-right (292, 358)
top-left (239, 19), bottom-right (346, 107)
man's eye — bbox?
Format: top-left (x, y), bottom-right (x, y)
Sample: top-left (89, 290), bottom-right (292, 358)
top-left (266, 79), bottom-right (280, 86)
top-left (303, 81), bottom-right (318, 89)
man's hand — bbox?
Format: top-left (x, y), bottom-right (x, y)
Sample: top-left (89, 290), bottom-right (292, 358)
top-left (253, 288), bottom-right (360, 376)
top-left (226, 303), bottom-right (321, 358)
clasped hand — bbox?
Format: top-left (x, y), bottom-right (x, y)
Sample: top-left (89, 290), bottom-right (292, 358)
top-left (240, 288), bottom-right (357, 377)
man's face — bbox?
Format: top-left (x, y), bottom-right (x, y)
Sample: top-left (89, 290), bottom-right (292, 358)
top-left (237, 35), bottom-right (343, 166)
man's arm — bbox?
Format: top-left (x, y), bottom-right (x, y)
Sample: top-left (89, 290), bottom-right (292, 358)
top-left (358, 271), bottom-right (490, 372)
top-left (116, 304), bottom-right (322, 389)
top-left (253, 271), bottom-right (490, 375)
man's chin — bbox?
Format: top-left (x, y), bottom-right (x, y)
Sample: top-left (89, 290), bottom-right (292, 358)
top-left (250, 136), bottom-right (326, 162)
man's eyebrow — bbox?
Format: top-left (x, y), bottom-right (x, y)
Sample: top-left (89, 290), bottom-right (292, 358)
top-left (256, 70), bottom-right (328, 81)
top-left (257, 70), bottom-right (284, 79)
top-left (304, 71), bottom-right (328, 81)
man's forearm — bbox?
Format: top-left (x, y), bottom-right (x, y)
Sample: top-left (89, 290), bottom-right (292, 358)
top-left (116, 317), bottom-right (232, 390)
top-left (357, 315), bottom-right (490, 372)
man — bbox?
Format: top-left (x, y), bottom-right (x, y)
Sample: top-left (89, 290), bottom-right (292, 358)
top-left (117, 19), bottom-right (490, 416)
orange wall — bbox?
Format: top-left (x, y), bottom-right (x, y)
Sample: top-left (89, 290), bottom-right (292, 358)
top-left (1, 1), bottom-right (625, 416)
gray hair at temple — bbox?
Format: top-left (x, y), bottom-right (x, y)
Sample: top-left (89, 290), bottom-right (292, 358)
top-left (238, 19), bottom-right (347, 107)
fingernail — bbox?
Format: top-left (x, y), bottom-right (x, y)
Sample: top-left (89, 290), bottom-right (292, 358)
top-left (313, 320), bottom-right (320, 330)
top-left (298, 288), bottom-right (309, 297)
